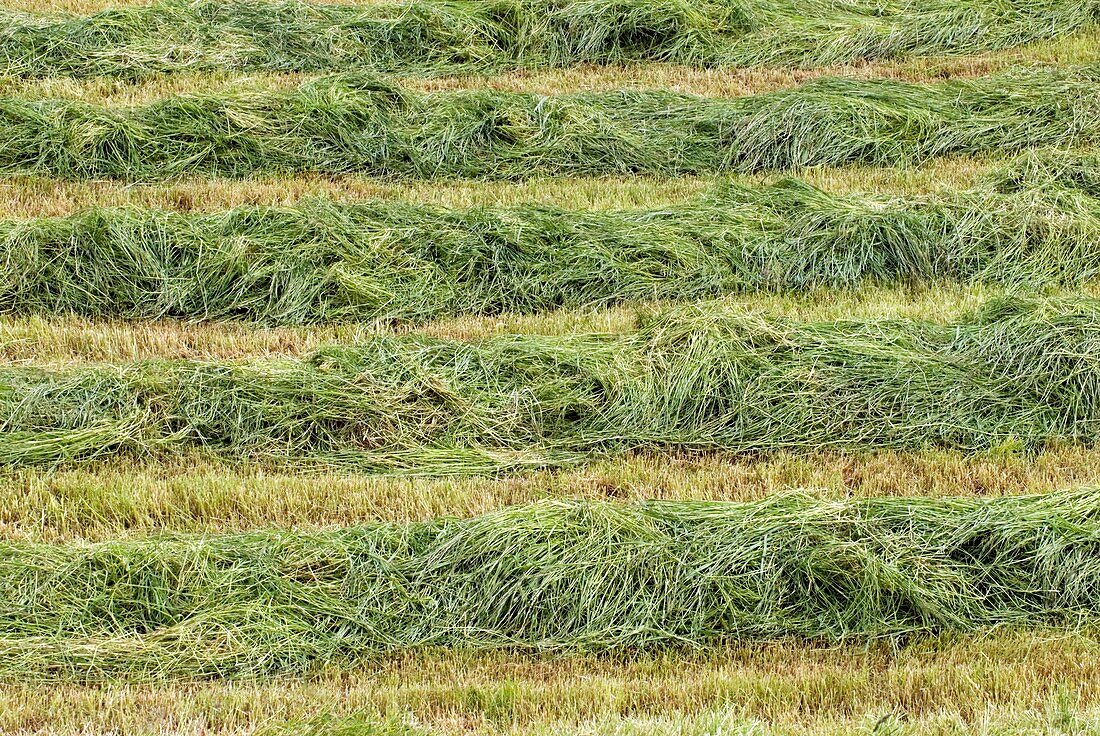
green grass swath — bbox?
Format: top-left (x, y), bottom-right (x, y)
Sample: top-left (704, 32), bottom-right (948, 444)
top-left (2, 70), bottom-right (1100, 180)
top-left (3, 296), bottom-right (1100, 471)
top-left (4, 0), bottom-right (1097, 78)
top-left (3, 152), bottom-right (1100, 324)
top-left (3, 491), bottom-right (1100, 679)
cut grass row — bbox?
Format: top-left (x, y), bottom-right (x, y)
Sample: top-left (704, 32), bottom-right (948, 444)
top-left (6, 447), bottom-right (1100, 543)
top-left (5, 30), bottom-right (1099, 104)
top-left (4, 491), bottom-right (1100, 678)
top-left (2, 70), bottom-right (1099, 181)
top-left (4, 295), bottom-right (1100, 471)
top-left (5, 152), bottom-right (1100, 325)
top-left (4, 633), bottom-right (1098, 732)
top-left (4, 0), bottom-right (1096, 78)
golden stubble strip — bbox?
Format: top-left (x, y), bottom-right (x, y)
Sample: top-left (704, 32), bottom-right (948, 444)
top-left (0, 632), bottom-right (1096, 734)
top-left (3, 446), bottom-right (1099, 542)
top-left (4, 285), bottom-right (1096, 366)
top-left (0, 306), bottom-right (640, 366)
top-left (0, 59), bottom-right (1035, 104)
top-left (0, 149), bottom-right (1019, 219)
top-left (0, 174), bottom-right (715, 218)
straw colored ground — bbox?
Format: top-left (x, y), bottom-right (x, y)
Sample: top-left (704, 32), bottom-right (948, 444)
top-left (11, 284), bottom-right (1100, 364)
top-left (2, 447), bottom-right (1100, 543)
top-left (1, 633), bottom-right (1098, 734)
top-left (0, 152), bottom-right (1013, 218)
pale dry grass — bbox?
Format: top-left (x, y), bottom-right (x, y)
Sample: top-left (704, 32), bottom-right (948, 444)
top-left (5, 284), bottom-right (1084, 365)
top-left (0, 173), bottom-right (713, 218)
top-left (0, 632), bottom-right (1096, 733)
top-left (0, 306), bottom-right (640, 365)
top-left (4, 446), bottom-right (1100, 542)
top-left (0, 152), bottom-right (1015, 219)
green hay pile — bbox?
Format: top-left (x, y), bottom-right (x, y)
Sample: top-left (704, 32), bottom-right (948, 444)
top-left (4, 0), bottom-right (1097, 78)
top-left (2, 70), bottom-right (1099, 181)
top-left (4, 296), bottom-right (1100, 471)
top-left (3, 490), bottom-right (1100, 679)
top-left (4, 153), bottom-right (1100, 324)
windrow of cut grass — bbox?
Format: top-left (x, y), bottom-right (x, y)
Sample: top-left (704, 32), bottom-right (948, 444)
top-left (4, 0), bottom-right (1097, 78)
top-left (2, 70), bottom-right (1100, 181)
top-left (4, 491), bottom-right (1100, 679)
top-left (4, 295), bottom-right (1100, 472)
top-left (4, 152), bottom-right (1100, 324)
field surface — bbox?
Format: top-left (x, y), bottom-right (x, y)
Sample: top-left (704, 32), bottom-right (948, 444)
top-left (2, 1), bottom-right (1100, 734)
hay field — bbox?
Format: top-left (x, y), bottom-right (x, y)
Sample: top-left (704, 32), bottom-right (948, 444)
top-left (1, 1), bottom-right (1100, 733)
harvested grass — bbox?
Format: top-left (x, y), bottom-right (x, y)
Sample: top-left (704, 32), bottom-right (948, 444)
top-left (4, 153), bottom-right (1100, 324)
top-left (3, 0), bottom-right (1097, 78)
top-left (3, 295), bottom-right (1100, 471)
top-left (3, 491), bottom-right (1100, 678)
top-left (2, 70), bottom-right (1100, 181)
top-left (6, 446), bottom-right (1100, 543)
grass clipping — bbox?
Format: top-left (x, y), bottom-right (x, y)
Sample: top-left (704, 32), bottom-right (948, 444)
top-left (3, 295), bottom-right (1100, 472)
top-left (2, 69), bottom-right (1100, 180)
top-left (3, 0), bottom-right (1097, 78)
top-left (3, 152), bottom-right (1100, 324)
top-left (3, 490), bottom-right (1100, 679)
